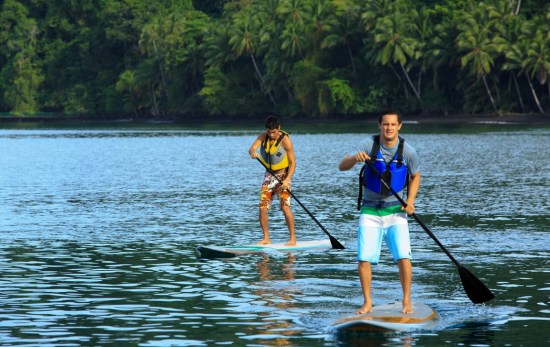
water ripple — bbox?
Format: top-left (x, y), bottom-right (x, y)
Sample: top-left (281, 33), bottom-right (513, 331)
top-left (0, 128), bottom-right (549, 346)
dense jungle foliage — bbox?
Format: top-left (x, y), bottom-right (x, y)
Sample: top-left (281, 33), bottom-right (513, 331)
top-left (0, 0), bottom-right (549, 119)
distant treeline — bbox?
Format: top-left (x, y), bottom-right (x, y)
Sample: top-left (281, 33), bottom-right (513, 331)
top-left (0, 0), bottom-right (549, 119)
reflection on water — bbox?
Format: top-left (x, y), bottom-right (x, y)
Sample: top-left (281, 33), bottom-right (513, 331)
top-left (0, 127), bottom-right (549, 346)
top-left (248, 254), bottom-right (300, 346)
top-left (257, 253), bottom-right (296, 282)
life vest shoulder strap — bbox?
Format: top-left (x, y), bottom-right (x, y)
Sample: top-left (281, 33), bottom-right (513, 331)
top-left (274, 131), bottom-right (287, 147)
top-left (370, 135), bottom-right (381, 158)
top-left (261, 130), bottom-right (287, 149)
top-left (396, 136), bottom-right (405, 167)
top-left (371, 135), bottom-right (405, 167)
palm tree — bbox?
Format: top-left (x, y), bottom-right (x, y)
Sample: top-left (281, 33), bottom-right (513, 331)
top-left (523, 12), bottom-right (550, 89)
top-left (371, 8), bottom-right (423, 103)
top-left (409, 6), bottom-right (434, 100)
top-left (202, 24), bottom-right (236, 68)
top-left (423, 5), bottom-right (457, 93)
top-left (522, 33), bottom-right (549, 113)
top-left (305, 0), bottom-right (335, 63)
top-left (490, 3), bottom-right (526, 112)
top-left (361, 0), bottom-right (395, 31)
top-left (139, 18), bottom-right (169, 105)
top-left (280, 24), bottom-right (307, 60)
top-left (321, 0), bottom-right (363, 76)
top-left (278, 0), bottom-right (312, 60)
top-left (0, 0), bottom-right (43, 113)
top-left (115, 70), bottom-right (142, 115)
top-left (228, 9), bottom-right (277, 105)
top-left (278, 0), bottom-right (311, 28)
top-left (502, 9), bottom-right (549, 114)
top-left (254, 0), bottom-right (289, 103)
top-left (455, 8), bottom-right (499, 113)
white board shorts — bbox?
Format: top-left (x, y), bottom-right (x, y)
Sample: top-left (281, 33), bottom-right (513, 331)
top-left (357, 206), bottom-right (412, 263)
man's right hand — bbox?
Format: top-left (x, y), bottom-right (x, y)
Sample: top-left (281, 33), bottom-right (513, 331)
top-left (354, 151), bottom-right (371, 162)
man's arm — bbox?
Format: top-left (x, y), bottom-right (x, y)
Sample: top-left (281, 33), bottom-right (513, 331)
top-left (403, 171), bottom-right (420, 215)
top-left (281, 137), bottom-right (295, 189)
top-left (339, 152), bottom-right (371, 171)
top-left (248, 133), bottom-right (265, 158)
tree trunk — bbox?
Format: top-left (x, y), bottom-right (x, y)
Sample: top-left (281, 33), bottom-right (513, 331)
top-left (511, 72), bottom-right (525, 112)
top-left (432, 67), bottom-right (439, 91)
top-left (400, 63), bottom-right (422, 102)
top-left (494, 79), bottom-right (501, 103)
top-left (482, 75), bottom-right (497, 113)
top-left (514, 0), bottom-right (521, 15)
top-left (153, 39), bottom-right (168, 99)
top-left (389, 65), bottom-right (409, 101)
top-left (250, 53), bottom-right (277, 106)
top-left (526, 75), bottom-right (545, 113)
top-left (150, 87), bottom-right (159, 117)
top-left (347, 43), bottom-right (356, 76)
top-left (417, 71), bottom-right (422, 97)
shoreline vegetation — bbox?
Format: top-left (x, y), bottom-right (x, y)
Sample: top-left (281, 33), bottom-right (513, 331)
top-left (0, 112), bottom-right (548, 130)
top-left (1, 1), bottom-right (549, 119)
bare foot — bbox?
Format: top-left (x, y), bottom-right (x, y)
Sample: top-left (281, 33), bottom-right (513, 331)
top-left (402, 301), bottom-right (414, 314)
top-left (356, 303), bottom-right (372, 314)
top-left (285, 239), bottom-right (296, 246)
top-left (256, 239), bottom-right (270, 245)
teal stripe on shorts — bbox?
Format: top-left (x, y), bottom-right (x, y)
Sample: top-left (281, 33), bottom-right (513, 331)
top-left (361, 205), bottom-right (402, 217)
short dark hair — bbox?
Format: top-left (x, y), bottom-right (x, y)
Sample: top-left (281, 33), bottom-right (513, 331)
top-left (264, 115), bottom-right (280, 129)
top-left (378, 109), bottom-right (402, 124)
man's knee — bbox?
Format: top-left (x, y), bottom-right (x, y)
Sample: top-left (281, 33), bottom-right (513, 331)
top-left (280, 201), bottom-right (292, 212)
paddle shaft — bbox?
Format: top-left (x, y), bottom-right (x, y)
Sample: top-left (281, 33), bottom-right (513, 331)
top-left (363, 160), bottom-right (495, 304)
top-left (256, 158), bottom-right (345, 249)
top-left (363, 160), bottom-right (461, 265)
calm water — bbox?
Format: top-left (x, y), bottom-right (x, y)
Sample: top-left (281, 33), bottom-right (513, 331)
top-left (0, 124), bottom-right (548, 347)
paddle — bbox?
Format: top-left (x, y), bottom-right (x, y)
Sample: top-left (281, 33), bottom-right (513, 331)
top-left (256, 158), bottom-right (345, 250)
top-left (363, 160), bottom-right (495, 304)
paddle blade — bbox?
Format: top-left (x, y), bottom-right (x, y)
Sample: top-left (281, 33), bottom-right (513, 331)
top-left (329, 235), bottom-right (346, 250)
top-left (458, 265), bottom-right (495, 304)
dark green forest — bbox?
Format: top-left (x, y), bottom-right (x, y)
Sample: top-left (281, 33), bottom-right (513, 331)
top-left (0, 0), bottom-right (549, 119)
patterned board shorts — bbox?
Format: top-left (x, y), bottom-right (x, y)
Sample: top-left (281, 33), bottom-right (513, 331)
top-left (259, 171), bottom-right (291, 209)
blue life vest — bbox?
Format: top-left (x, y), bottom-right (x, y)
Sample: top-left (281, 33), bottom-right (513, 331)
top-left (357, 135), bottom-right (408, 209)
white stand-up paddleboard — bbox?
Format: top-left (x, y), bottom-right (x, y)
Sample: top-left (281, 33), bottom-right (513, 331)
top-left (196, 239), bottom-right (338, 259)
top-left (331, 302), bottom-right (439, 333)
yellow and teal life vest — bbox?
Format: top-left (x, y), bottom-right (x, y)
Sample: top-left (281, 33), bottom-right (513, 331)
top-left (259, 130), bottom-right (289, 171)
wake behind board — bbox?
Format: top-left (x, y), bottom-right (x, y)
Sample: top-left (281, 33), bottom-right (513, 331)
top-left (196, 239), bottom-right (337, 259)
top-left (331, 302), bottom-right (439, 333)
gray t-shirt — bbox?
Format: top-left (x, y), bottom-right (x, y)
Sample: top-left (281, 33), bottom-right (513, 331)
top-left (358, 137), bottom-right (420, 205)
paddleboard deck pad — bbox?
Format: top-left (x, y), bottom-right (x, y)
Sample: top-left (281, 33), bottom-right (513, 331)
top-left (196, 239), bottom-right (337, 259)
top-left (331, 302), bottom-right (439, 333)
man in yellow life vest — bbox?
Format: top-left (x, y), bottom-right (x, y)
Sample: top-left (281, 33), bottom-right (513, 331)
top-left (248, 116), bottom-right (297, 246)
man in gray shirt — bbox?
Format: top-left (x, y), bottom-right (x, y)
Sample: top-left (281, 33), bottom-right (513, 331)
top-left (339, 109), bottom-right (420, 315)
